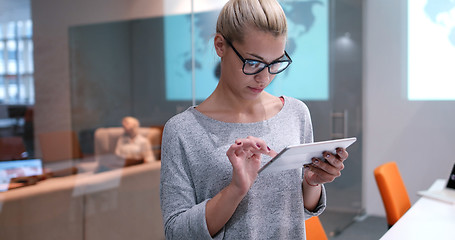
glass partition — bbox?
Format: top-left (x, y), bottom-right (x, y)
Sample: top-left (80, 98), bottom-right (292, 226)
top-left (68, 0), bottom-right (363, 236)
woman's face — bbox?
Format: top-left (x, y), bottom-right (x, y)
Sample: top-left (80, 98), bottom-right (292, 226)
top-left (218, 29), bottom-right (287, 100)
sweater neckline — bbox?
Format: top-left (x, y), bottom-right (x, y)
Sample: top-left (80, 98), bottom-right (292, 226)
top-left (188, 96), bottom-right (288, 125)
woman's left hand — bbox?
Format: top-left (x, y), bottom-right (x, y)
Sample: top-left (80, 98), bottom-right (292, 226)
top-left (304, 148), bottom-right (349, 185)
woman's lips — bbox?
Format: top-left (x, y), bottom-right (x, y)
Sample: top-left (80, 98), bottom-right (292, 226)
top-left (248, 87), bottom-right (264, 94)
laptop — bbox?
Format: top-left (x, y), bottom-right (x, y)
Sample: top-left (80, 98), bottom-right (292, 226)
top-left (0, 159), bottom-right (43, 192)
top-left (417, 163), bottom-right (455, 204)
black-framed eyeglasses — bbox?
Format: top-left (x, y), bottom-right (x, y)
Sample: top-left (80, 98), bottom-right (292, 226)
top-left (223, 37), bottom-right (292, 75)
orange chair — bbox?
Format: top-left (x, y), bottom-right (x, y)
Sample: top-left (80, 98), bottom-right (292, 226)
top-left (374, 161), bottom-right (411, 228)
top-left (305, 216), bottom-right (328, 240)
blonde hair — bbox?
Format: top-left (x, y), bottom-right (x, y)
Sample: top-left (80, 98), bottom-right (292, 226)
top-left (216, 0), bottom-right (287, 43)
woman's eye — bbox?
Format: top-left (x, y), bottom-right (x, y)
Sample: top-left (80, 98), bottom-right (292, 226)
top-left (270, 62), bottom-right (282, 70)
top-left (246, 60), bottom-right (262, 68)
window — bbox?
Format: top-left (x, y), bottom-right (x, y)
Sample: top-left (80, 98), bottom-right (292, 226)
top-left (0, 20), bottom-right (34, 104)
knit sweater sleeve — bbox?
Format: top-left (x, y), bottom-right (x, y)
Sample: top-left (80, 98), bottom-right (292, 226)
top-left (159, 116), bottom-right (215, 240)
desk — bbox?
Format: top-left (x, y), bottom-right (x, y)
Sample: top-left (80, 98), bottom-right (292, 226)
top-left (380, 179), bottom-right (455, 240)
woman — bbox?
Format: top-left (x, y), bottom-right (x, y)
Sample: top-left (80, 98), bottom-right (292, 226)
top-left (160, 0), bottom-right (348, 239)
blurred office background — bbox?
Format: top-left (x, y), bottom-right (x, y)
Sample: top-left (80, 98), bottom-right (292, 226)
top-left (1, 0), bottom-right (454, 239)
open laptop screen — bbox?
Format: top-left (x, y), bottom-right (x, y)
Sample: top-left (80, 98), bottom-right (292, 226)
top-left (0, 159), bottom-right (43, 192)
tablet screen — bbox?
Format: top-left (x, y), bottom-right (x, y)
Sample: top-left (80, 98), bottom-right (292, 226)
top-left (258, 137), bottom-right (357, 174)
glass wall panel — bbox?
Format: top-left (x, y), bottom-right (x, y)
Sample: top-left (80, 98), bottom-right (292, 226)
top-left (67, 0), bottom-right (363, 236)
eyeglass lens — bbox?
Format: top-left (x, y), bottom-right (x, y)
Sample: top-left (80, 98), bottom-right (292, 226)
top-left (223, 35), bottom-right (292, 75)
top-left (243, 60), bottom-right (289, 75)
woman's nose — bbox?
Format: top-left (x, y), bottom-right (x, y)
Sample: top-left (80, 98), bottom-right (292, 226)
top-left (254, 68), bottom-right (271, 83)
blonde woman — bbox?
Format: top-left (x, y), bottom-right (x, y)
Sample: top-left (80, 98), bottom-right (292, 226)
top-left (160, 0), bottom-right (349, 239)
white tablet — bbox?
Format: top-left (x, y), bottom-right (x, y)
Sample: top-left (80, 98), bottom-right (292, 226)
top-left (258, 137), bottom-right (357, 174)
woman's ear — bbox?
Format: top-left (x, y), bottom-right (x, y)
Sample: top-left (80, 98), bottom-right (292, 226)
top-left (214, 33), bottom-right (225, 57)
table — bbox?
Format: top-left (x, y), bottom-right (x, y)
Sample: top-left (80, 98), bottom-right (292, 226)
top-left (380, 179), bottom-right (455, 240)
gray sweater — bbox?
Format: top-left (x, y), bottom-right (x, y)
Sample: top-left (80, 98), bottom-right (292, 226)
top-left (160, 96), bottom-right (326, 240)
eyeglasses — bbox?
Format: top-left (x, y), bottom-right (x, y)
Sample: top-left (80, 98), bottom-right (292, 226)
top-left (224, 37), bottom-right (292, 75)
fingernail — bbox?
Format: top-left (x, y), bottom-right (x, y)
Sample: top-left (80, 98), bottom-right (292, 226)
top-left (236, 142), bottom-right (241, 145)
top-left (326, 154), bottom-right (330, 159)
top-left (267, 146), bottom-right (271, 151)
top-left (256, 144), bottom-right (261, 148)
top-left (313, 159), bottom-right (319, 164)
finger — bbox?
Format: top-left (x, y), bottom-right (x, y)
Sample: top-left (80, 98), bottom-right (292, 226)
top-left (238, 137), bottom-right (272, 156)
top-left (322, 151), bottom-right (344, 169)
top-left (226, 142), bottom-right (246, 158)
top-left (254, 142), bottom-right (276, 157)
top-left (235, 138), bottom-right (257, 151)
top-left (311, 157), bottom-right (342, 177)
top-left (335, 148), bottom-right (349, 161)
top-left (304, 164), bottom-right (337, 183)
top-left (231, 140), bottom-right (262, 163)
top-left (246, 136), bottom-right (276, 156)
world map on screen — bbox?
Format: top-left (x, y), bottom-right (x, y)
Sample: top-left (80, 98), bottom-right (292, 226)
top-left (165, 0), bottom-right (328, 101)
top-left (408, 0), bottom-right (455, 100)
top-left (424, 0), bottom-right (455, 46)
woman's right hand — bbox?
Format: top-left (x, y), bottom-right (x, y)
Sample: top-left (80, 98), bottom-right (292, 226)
top-left (226, 136), bottom-right (277, 195)
top-left (206, 137), bottom-right (277, 236)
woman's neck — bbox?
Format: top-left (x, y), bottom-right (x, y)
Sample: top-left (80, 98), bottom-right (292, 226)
top-left (196, 87), bottom-right (282, 123)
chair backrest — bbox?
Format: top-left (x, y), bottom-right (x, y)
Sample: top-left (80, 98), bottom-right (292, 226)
top-left (94, 127), bottom-right (162, 160)
top-left (305, 216), bottom-right (328, 240)
top-left (148, 125), bottom-right (164, 159)
top-left (374, 161), bottom-right (411, 227)
top-left (38, 131), bottom-right (83, 162)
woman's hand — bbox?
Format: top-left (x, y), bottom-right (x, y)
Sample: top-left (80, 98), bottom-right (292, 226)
top-left (304, 148), bottom-right (349, 186)
top-left (226, 136), bottom-right (277, 196)
top-left (206, 137), bottom-right (277, 236)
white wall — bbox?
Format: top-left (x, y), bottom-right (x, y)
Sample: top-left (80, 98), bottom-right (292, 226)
top-left (363, 0), bottom-right (455, 216)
